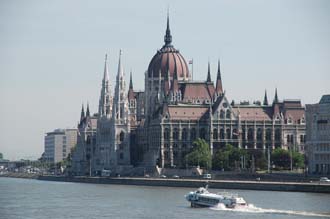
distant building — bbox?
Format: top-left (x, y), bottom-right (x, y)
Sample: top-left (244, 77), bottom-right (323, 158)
top-left (43, 129), bottom-right (77, 163)
top-left (306, 95), bottom-right (330, 175)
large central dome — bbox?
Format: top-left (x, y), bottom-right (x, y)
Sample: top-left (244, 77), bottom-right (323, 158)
top-left (147, 16), bottom-right (189, 80)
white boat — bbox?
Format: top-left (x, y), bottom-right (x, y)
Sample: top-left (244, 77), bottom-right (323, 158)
top-left (185, 186), bottom-right (247, 208)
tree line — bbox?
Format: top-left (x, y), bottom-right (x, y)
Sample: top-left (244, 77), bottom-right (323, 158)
top-left (185, 138), bottom-right (305, 171)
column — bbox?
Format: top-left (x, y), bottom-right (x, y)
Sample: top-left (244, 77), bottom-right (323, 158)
top-left (169, 124), bottom-right (173, 167)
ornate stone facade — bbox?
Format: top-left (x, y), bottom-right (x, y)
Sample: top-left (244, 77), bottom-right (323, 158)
top-left (72, 15), bottom-right (306, 175)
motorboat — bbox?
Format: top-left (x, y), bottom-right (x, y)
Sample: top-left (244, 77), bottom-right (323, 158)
top-left (185, 185), bottom-right (247, 208)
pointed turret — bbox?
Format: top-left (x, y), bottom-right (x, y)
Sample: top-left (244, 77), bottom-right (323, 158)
top-left (117, 49), bottom-right (124, 78)
top-left (98, 54), bottom-right (112, 117)
top-left (273, 88), bottom-right (279, 104)
top-left (263, 90), bottom-right (269, 105)
top-left (86, 102), bottom-right (90, 117)
top-left (215, 59), bottom-right (223, 95)
top-left (113, 49), bottom-right (128, 123)
top-left (128, 70), bottom-right (135, 101)
top-left (164, 10), bottom-right (172, 46)
top-left (207, 62), bottom-right (211, 82)
top-left (80, 104), bottom-right (85, 121)
top-left (103, 54), bottom-right (109, 82)
top-left (129, 70), bottom-right (133, 90)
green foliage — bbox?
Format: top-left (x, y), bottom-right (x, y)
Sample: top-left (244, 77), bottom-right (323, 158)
top-left (185, 138), bottom-right (212, 169)
top-left (271, 148), bottom-right (290, 169)
top-left (212, 144), bottom-right (246, 171)
top-left (0, 152), bottom-right (3, 159)
top-left (271, 148), bottom-right (305, 170)
top-left (247, 149), bottom-right (267, 170)
top-left (292, 151), bottom-right (305, 169)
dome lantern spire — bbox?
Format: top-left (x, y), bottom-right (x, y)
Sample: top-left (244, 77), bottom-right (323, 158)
top-left (164, 10), bottom-right (172, 46)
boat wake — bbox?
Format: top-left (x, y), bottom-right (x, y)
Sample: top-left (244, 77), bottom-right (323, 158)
top-left (210, 203), bottom-right (330, 218)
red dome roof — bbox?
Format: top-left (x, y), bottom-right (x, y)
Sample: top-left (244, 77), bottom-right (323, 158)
top-left (148, 46), bottom-right (189, 79)
top-left (147, 15), bottom-right (189, 80)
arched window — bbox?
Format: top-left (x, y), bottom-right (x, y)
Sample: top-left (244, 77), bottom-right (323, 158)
top-left (226, 128), bottom-right (231, 139)
top-left (226, 109), bottom-right (231, 119)
top-left (164, 128), bottom-right (170, 140)
top-left (182, 128), bottom-right (187, 141)
top-left (248, 128), bottom-right (254, 141)
top-left (300, 135), bottom-right (305, 143)
top-left (119, 131), bottom-right (125, 142)
top-left (232, 129), bottom-right (238, 139)
top-left (257, 128), bottom-right (262, 141)
top-left (86, 136), bottom-right (91, 145)
top-left (200, 128), bottom-right (206, 140)
top-left (173, 128), bottom-right (179, 140)
top-left (190, 128), bottom-right (196, 141)
top-left (241, 128), bottom-right (246, 140)
top-left (220, 129), bottom-right (225, 139)
top-left (213, 128), bottom-right (218, 140)
top-left (220, 110), bottom-right (225, 119)
top-left (266, 129), bottom-right (272, 141)
top-left (275, 129), bottom-right (281, 141)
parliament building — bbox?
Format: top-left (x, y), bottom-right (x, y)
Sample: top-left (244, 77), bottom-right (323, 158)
top-left (71, 16), bottom-right (306, 175)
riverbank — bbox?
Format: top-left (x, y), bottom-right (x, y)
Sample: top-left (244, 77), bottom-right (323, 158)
top-left (0, 172), bottom-right (39, 179)
top-left (37, 175), bottom-right (330, 193)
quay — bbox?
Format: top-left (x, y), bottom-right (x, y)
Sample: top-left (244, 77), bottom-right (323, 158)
top-left (37, 175), bottom-right (330, 193)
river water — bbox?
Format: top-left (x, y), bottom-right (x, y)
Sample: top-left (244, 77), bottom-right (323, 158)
top-left (0, 177), bottom-right (329, 219)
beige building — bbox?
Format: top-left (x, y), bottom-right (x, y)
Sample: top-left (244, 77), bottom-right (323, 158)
top-left (306, 95), bottom-right (330, 175)
top-left (44, 129), bottom-right (77, 163)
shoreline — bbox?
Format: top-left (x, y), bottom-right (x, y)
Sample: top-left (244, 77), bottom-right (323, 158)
top-left (37, 175), bottom-right (330, 193)
top-left (2, 173), bottom-right (330, 193)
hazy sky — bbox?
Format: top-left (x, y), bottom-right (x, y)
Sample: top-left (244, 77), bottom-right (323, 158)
top-left (1, 0), bottom-right (329, 160)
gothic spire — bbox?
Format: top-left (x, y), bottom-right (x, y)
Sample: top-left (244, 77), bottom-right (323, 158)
top-left (86, 102), bottom-right (90, 117)
top-left (80, 104), bottom-right (85, 121)
top-left (164, 10), bottom-right (172, 46)
top-left (129, 70), bottom-right (133, 90)
top-left (207, 62), bottom-right (211, 82)
top-left (273, 88), bottom-right (279, 104)
top-left (215, 59), bottom-right (223, 94)
top-left (103, 54), bottom-right (109, 82)
top-left (117, 49), bottom-right (124, 78)
top-left (263, 90), bottom-right (269, 105)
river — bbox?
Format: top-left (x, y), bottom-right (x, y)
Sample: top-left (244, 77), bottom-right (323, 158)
top-left (0, 177), bottom-right (329, 219)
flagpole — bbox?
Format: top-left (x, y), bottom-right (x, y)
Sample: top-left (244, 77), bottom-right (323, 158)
top-left (192, 59), bottom-right (194, 80)
top-left (189, 59), bottom-right (194, 80)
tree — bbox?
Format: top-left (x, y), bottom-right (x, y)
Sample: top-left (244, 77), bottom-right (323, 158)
top-left (292, 151), bottom-right (304, 169)
top-left (185, 138), bottom-right (212, 169)
top-left (271, 148), bottom-right (305, 170)
top-left (212, 144), bottom-right (246, 171)
top-left (0, 152), bottom-right (3, 159)
top-left (271, 148), bottom-right (291, 169)
top-left (247, 149), bottom-right (267, 170)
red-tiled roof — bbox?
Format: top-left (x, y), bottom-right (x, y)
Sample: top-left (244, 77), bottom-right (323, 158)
top-left (167, 105), bottom-right (209, 120)
top-left (232, 106), bottom-right (273, 121)
top-left (180, 82), bottom-right (215, 103)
